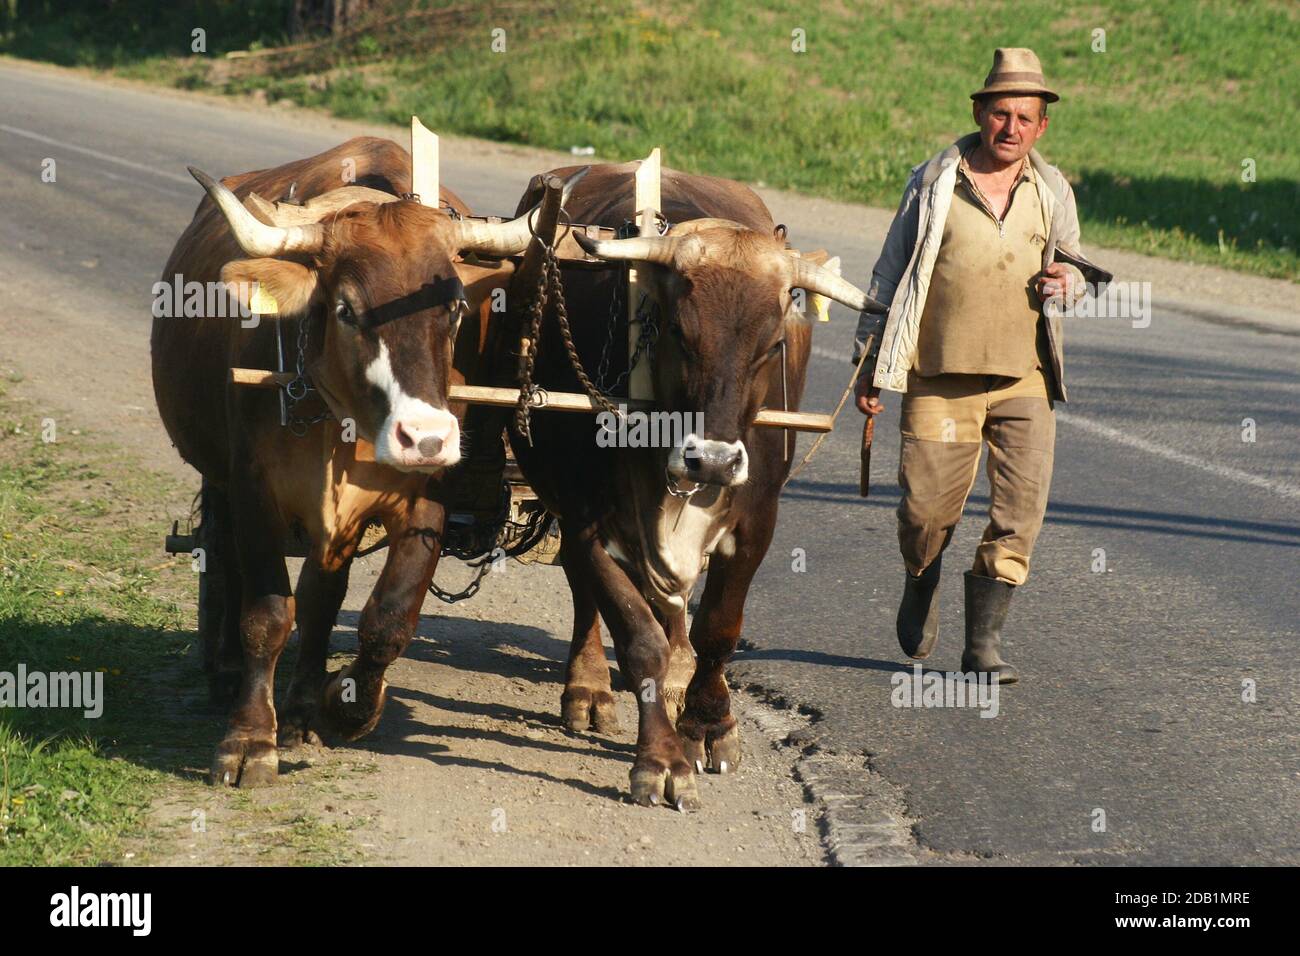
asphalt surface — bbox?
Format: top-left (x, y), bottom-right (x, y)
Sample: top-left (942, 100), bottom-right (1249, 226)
top-left (2, 61), bottom-right (1296, 865)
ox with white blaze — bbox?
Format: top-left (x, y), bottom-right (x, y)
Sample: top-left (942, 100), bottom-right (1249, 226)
top-left (152, 137), bottom-right (542, 787)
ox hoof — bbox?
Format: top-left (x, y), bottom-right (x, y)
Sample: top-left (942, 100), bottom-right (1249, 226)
top-left (630, 763), bottom-right (700, 812)
top-left (321, 670), bottom-right (388, 742)
top-left (277, 718), bottom-right (323, 749)
top-left (679, 717), bottom-right (742, 774)
top-left (277, 684), bottom-right (327, 749)
top-left (210, 737), bottom-right (278, 788)
top-left (561, 687), bottom-right (620, 734)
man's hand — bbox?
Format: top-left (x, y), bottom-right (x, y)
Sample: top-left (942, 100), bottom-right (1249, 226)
top-left (855, 373), bottom-right (884, 416)
top-left (1035, 262), bottom-right (1081, 302)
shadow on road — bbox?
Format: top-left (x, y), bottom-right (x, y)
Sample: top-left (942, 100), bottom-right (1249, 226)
top-left (321, 608), bottom-right (636, 798)
top-left (784, 479), bottom-right (1300, 548)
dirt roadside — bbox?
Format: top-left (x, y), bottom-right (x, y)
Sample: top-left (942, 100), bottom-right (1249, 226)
top-left (0, 347), bottom-right (831, 866)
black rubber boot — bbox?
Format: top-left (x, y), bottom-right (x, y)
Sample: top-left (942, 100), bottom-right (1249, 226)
top-left (896, 555), bottom-right (942, 659)
top-left (961, 571), bottom-right (1020, 685)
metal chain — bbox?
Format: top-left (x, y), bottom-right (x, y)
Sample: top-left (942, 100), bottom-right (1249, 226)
top-left (429, 550), bottom-right (492, 604)
top-left (593, 265), bottom-right (625, 391)
top-left (595, 218), bottom-right (666, 394)
top-left (284, 316), bottom-right (333, 437)
top-left (513, 253), bottom-right (550, 445)
top-left (596, 286), bottom-right (659, 396)
top-left (545, 245), bottom-right (621, 416)
top-left (515, 242), bottom-right (628, 444)
top-left (427, 482), bottom-right (557, 604)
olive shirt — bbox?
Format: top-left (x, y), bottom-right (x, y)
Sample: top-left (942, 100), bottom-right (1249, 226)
top-left (914, 152), bottom-right (1053, 379)
top-left (853, 131), bottom-right (1114, 402)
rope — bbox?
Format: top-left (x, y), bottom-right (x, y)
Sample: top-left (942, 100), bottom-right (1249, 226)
top-left (782, 333), bottom-right (875, 489)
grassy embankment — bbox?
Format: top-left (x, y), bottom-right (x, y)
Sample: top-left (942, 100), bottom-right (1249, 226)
top-left (0, 380), bottom-right (361, 865)
top-left (2, 0), bottom-right (1295, 280)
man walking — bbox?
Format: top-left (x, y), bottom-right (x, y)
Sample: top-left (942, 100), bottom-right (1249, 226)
top-left (853, 48), bottom-right (1110, 683)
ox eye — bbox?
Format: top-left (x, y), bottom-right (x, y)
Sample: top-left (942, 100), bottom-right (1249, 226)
top-left (756, 339), bottom-right (785, 367)
top-left (335, 299), bottom-right (357, 326)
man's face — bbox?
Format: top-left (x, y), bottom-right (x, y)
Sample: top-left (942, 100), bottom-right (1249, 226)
top-left (973, 95), bottom-right (1049, 165)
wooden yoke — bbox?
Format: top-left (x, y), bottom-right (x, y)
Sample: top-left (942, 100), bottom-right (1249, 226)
top-left (229, 369), bottom-right (832, 432)
top-left (627, 147), bottom-right (661, 402)
top-left (410, 116), bottom-right (438, 206)
top-left (227, 123), bottom-right (831, 433)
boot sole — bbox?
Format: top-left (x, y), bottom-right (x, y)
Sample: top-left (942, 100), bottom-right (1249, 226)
top-left (960, 659), bottom-right (1020, 685)
top-left (903, 632), bottom-right (939, 660)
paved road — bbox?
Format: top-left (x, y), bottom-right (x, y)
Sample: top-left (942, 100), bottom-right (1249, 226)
top-left (2, 61), bottom-right (1296, 865)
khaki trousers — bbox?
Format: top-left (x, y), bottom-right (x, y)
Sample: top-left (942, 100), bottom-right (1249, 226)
top-left (896, 367), bottom-right (1056, 586)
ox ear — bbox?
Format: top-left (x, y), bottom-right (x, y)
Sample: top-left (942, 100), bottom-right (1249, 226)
top-left (795, 248), bottom-right (832, 267)
top-left (220, 258), bottom-right (320, 320)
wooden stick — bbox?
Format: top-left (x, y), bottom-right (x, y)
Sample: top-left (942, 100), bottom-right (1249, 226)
top-left (858, 333), bottom-right (878, 497)
top-left (410, 116), bottom-right (438, 207)
top-left (628, 148), bottom-right (661, 401)
top-left (859, 415), bottom-right (875, 497)
top-left (228, 369), bottom-right (833, 432)
top-left (231, 368), bottom-right (294, 387)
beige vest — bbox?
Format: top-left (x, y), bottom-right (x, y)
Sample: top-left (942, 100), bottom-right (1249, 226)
top-left (914, 173), bottom-right (1049, 378)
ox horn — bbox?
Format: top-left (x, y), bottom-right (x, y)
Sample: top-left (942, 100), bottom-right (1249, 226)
top-left (789, 256), bottom-right (887, 314)
top-left (572, 231), bottom-right (696, 268)
top-left (452, 167), bottom-right (591, 258)
top-left (451, 207), bottom-right (537, 258)
top-left (189, 167), bottom-right (325, 257)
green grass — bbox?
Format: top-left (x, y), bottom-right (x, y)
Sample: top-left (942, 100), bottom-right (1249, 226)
top-left (2, 0), bottom-right (1296, 280)
top-left (0, 726), bottom-right (159, 866)
top-left (0, 388), bottom-right (197, 863)
top-left (0, 388), bottom-right (365, 866)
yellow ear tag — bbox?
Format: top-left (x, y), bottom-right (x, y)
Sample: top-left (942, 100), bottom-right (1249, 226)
top-left (249, 285), bottom-right (278, 315)
top-left (812, 293), bottom-right (831, 323)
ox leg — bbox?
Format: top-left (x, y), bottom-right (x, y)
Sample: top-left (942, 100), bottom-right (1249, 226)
top-left (559, 536), bottom-right (620, 734)
top-left (320, 498), bottom-right (442, 740)
top-left (567, 522), bottom-right (699, 810)
top-left (211, 488), bottom-right (294, 788)
top-left (278, 557), bottom-right (352, 749)
top-left (199, 482), bottom-right (244, 708)
top-left (679, 511), bottom-right (777, 775)
top-left (658, 607), bottom-right (696, 727)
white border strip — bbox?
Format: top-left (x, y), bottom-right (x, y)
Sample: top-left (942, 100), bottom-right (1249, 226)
top-left (1, 123), bottom-right (194, 185)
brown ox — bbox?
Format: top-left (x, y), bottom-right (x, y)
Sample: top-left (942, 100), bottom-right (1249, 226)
top-left (152, 136), bottom-right (539, 787)
top-left (502, 163), bottom-right (881, 808)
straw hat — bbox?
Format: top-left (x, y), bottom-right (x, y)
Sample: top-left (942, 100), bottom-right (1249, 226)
top-left (970, 47), bottom-right (1059, 103)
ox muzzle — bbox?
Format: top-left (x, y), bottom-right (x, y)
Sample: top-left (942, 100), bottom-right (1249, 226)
top-left (667, 433), bottom-right (749, 487)
top-left (364, 341), bottom-right (461, 472)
